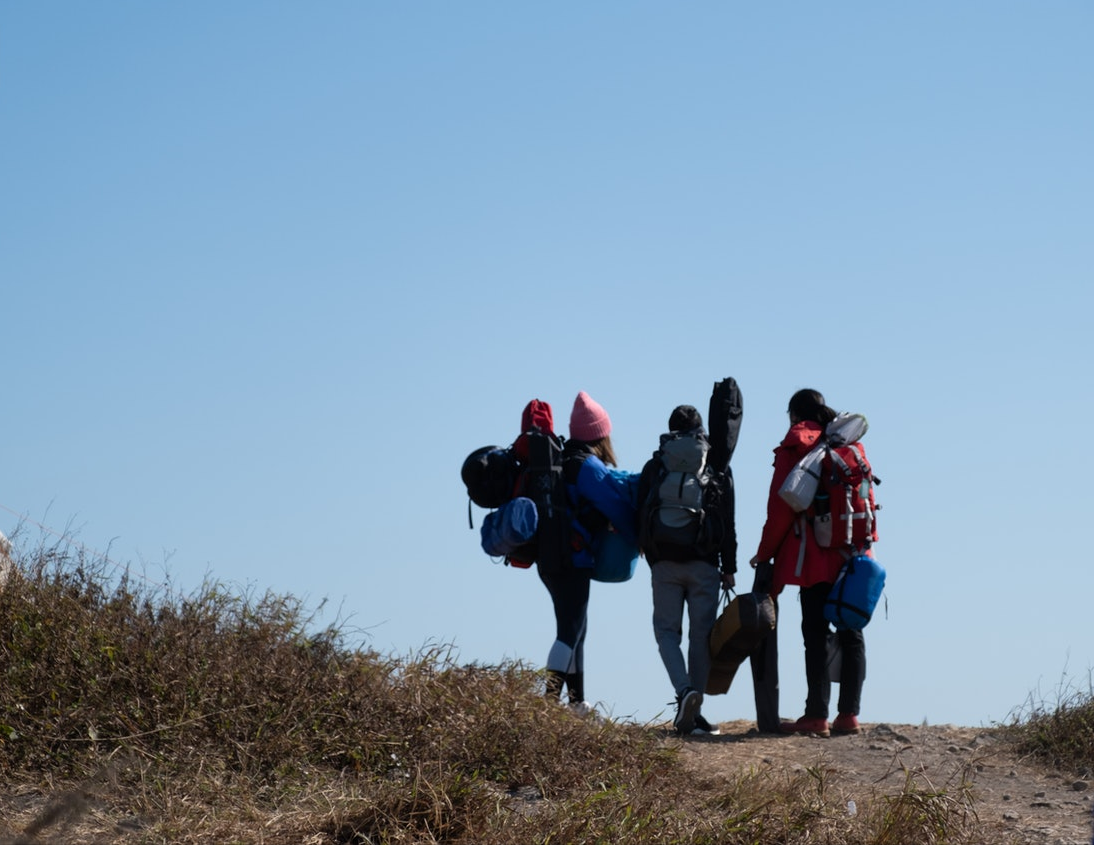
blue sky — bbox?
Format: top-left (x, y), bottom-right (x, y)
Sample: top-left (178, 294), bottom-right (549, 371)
top-left (3, 2), bottom-right (1092, 729)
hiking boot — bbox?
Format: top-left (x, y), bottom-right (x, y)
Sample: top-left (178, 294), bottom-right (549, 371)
top-left (673, 688), bottom-right (702, 735)
top-left (692, 714), bottom-right (721, 736)
top-left (780, 715), bottom-right (830, 737)
top-left (831, 713), bottom-right (860, 735)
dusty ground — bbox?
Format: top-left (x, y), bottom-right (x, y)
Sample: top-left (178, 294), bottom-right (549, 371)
top-left (670, 719), bottom-right (1092, 845)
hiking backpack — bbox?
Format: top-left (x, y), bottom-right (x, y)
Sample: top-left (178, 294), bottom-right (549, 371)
top-left (461, 399), bottom-right (574, 572)
top-left (504, 426), bottom-right (571, 571)
top-left (639, 428), bottom-right (725, 561)
top-left (778, 412), bottom-right (881, 554)
top-left (815, 440), bottom-right (880, 552)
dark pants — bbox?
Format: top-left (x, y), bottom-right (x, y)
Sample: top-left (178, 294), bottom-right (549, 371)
top-left (800, 581), bottom-right (866, 718)
top-left (749, 597), bottom-right (781, 732)
top-left (538, 565), bottom-right (591, 702)
top-left (749, 562), bottom-right (781, 733)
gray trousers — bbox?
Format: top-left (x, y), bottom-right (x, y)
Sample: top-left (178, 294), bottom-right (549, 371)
top-left (651, 560), bottom-right (721, 697)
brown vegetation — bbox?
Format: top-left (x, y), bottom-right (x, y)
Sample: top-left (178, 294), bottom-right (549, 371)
top-left (0, 533), bottom-right (1086, 843)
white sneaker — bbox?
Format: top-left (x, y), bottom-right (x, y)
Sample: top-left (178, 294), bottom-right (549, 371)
top-left (569, 700), bottom-right (603, 722)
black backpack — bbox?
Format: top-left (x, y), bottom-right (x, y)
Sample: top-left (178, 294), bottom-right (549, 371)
top-left (506, 428), bottom-right (571, 571)
top-left (461, 401), bottom-right (574, 572)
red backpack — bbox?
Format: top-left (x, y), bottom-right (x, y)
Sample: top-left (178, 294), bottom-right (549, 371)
top-left (813, 439), bottom-right (879, 554)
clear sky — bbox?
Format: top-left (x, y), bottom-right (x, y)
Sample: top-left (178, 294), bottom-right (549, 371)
top-left (3, 2), bottom-right (1092, 729)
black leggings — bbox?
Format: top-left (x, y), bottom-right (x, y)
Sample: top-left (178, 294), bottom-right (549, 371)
top-left (800, 581), bottom-right (866, 718)
top-left (538, 565), bottom-right (591, 700)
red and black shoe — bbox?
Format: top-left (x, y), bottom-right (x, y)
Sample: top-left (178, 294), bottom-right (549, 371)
top-left (780, 716), bottom-right (831, 737)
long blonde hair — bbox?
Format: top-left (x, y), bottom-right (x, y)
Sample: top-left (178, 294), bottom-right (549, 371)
top-left (587, 436), bottom-right (618, 468)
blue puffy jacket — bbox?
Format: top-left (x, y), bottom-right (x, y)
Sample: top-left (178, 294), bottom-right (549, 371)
top-left (562, 442), bottom-right (639, 569)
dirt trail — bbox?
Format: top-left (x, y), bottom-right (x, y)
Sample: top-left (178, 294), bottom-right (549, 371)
top-left (672, 720), bottom-right (1092, 845)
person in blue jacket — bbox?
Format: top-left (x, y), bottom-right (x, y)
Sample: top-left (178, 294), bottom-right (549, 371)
top-left (540, 391), bottom-right (638, 713)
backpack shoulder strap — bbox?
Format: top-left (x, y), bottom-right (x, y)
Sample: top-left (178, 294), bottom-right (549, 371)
top-left (827, 445), bottom-right (854, 478)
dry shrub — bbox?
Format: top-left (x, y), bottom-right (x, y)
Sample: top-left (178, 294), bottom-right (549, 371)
top-left (0, 532), bottom-right (984, 844)
top-left (1003, 671), bottom-right (1094, 774)
top-left (707, 758), bottom-right (978, 845)
top-left (867, 770), bottom-right (977, 845)
top-left (0, 536), bottom-right (392, 779)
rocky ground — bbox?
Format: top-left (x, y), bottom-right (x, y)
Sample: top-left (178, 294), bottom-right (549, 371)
top-left (672, 720), bottom-right (1092, 845)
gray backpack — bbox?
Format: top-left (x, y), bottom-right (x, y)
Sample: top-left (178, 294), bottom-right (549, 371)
top-left (640, 429), bottom-right (723, 559)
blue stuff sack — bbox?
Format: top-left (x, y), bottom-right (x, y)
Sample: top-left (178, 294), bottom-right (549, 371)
top-left (590, 527), bottom-right (638, 583)
top-left (481, 497), bottom-right (538, 557)
top-left (588, 469), bottom-right (640, 582)
top-left (824, 554), bottom-right (886, 631)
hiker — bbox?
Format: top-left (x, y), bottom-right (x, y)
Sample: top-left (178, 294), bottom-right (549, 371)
top-left (539, 391), bottom-right (638, 713)
top-left (638, 404), bottom-right (735, 736)
top-left (750, 388), bottom-right (867, 737)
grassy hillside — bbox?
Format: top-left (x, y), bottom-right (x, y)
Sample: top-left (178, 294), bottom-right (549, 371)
top-left (0, 534), bottom-right (1085, 844)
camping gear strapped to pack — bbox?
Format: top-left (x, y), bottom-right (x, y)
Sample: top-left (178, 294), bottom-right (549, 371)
top-left (462, 446), bottom-right (519, 519)
top-left (707, 377), bottom-right (743, 479)
top-left (707, 377), bottom-right (742, 571)
top-left (479, 496), bottom-right (538, 559)
top-left (778, 412), bottom-right (881, 554)
top-left (824, 553), bottom-right (887, 631)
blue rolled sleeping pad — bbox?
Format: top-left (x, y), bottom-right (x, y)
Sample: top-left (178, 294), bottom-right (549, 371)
top-left (480, 497), bottom-right (538, 557)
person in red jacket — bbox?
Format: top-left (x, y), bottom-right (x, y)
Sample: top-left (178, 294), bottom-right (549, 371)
top-left (750, 388), bottom-right (866, 737)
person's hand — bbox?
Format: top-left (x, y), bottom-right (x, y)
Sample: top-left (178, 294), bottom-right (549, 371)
top-left (749, 554), bottom-right (765, 569)
top-left (721, 570), bottom-right (736, 589)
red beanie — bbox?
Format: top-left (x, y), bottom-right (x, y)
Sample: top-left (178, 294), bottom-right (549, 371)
top-left (521, 399), bottom-right (554, 434)
top-left (569, 391), bottom-right (612, 441)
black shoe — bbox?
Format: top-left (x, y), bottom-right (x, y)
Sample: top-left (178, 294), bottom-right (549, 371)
top-left (693, 714), bottom-right (721, 736)
top-left (673, 688), bottom-right (702, 735)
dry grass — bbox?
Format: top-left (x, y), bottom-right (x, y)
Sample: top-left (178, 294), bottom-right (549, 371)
top-left (703, 759), bottom-right (978, 845)
top-left (0, 531), bottom-right (1035, 843)
top-left (1003, 670), bottom-right (1094, 775)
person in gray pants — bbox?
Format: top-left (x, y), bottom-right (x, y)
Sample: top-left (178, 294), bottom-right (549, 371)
top-left (638, 404), bottom-right (735, 735)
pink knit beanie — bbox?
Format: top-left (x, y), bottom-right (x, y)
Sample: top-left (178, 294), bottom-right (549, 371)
top-left (569, 391), bottom-right (612, 441)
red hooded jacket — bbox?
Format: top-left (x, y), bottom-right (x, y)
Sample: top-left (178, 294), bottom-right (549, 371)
top-left (755, 421), bottom-right (845, 594)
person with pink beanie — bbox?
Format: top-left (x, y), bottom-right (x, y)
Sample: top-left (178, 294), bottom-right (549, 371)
top-left (568, 391), bottom-right (614, 442)
top-left (538, 391), bottom-right (639, 712)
